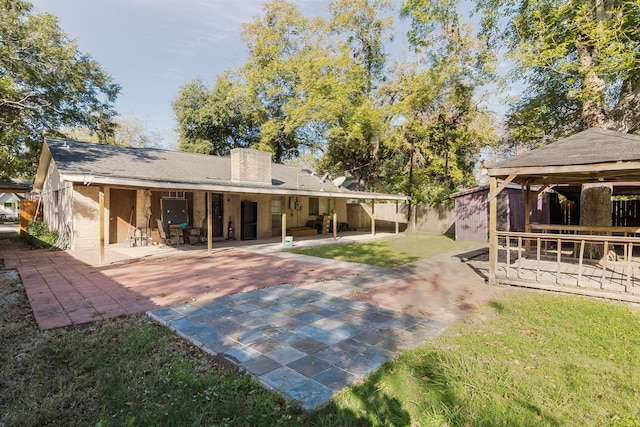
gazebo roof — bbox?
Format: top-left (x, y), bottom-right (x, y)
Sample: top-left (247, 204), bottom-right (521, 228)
top-left (486, 128), bottom-right (640, 185)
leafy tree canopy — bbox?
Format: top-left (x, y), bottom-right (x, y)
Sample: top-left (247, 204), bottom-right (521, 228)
top-left (476, 0), bottom-right (640, 148)
top-left (173, 0), bottom-right (497, 205)
top-left (0, 0), bottom-right (120, 178)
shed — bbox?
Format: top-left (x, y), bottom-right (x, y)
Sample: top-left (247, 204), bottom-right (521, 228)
top-left (451, 184), bottom-right (557, 242)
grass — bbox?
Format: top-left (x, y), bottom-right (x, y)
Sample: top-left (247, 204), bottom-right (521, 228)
top-left (4, 288), bottom-right (639, 426)
top-left (289, 233), bottom-right (482, 267)
top-left (330, 292), bottom-right (640, 426)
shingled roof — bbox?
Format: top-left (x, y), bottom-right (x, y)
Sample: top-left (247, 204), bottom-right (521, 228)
top-left (0, 179), bottom-right (32, 192)
top-left (486, 128), bottom-right (640, 185)
top-left (34, 138), bottom-right (407, 201)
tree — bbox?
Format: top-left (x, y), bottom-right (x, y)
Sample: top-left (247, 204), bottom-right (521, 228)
top-left (328, 0), bottom-right (393, 95)
top-left (62, 114), bottom-right (164, 148)
top-left (315, 0), bottom-right (395, 191)
top-left (0, 0), bottom-right (120, 178)
top-left (173, 74), bottom-right (260, 156)
top-left (240, 0), bottom-right (313, 163)
top-left (385, 0), bottom-right (496, 205)
top-left (477, 0), bottom-right (640, 244)
top-left (477, 0), bottom-right (640, 147)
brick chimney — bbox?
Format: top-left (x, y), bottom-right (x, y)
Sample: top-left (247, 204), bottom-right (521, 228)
top-left (230, 148), bottom-right (272, 184)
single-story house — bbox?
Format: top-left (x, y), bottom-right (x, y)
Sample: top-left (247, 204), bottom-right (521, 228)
top-left (0, 179), bottom-right (32, 223)
top-left (33, 138), bottom-right (408, 260)
top-left (0, 192), bottom-right (24, 221)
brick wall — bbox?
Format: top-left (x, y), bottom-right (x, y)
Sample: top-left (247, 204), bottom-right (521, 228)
top-left (71, 185), bottom-right (100, 251)
top-left (230, 148), bottom-right (272, 184)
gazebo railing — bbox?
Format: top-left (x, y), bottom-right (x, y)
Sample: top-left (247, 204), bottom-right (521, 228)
top-left (495, 230), bottom-right (640, 291)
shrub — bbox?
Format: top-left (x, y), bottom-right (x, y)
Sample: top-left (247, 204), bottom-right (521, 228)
top-left (26, 221), bottom-right (59, 248)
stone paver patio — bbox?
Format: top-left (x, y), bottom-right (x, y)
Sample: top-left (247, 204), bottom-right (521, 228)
top-left (149, 284), bottom-right (445, 410)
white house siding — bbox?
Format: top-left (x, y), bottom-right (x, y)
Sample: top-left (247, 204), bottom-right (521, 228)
top-left (40, 160), bottom-right (74, 238)
top-left (0, 193), bottom-right (20, 219)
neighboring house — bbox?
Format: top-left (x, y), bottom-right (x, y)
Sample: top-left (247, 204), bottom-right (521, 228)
top-left (33, 138), bottom-right (408, 253)
top-left (0, 192), bottom-right (23, 221)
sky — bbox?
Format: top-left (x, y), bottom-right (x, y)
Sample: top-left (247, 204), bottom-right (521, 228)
top-left (28, 0), bottom-right (341, 148)
top-left (30, 0), bottom-right (509, 150)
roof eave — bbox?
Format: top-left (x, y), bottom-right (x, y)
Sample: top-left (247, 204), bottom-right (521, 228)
top-left (33, 141), bottom-right (52, 190)
top-left (487, 160), bottom-right (640, 178)
top-left (60, 174), bottom-right (409, 201)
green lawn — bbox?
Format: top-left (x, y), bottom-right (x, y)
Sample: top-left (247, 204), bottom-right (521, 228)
top-left (326, 292), bottom-right (640, 426)
top-left (289, 233), bottom-right (483, 267)
top-left (4, 292), bottom-right (638, 426)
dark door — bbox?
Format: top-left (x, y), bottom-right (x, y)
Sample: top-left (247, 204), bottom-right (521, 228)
top-left (109, 189), bottom-right (136, 244)
top-left (209, 193), bottom-right (224, 238)
top-left (241, 201), bottom-right (257, 240)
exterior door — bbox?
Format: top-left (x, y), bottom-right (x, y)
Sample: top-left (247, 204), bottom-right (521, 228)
top-left (241, 201), bottom-right (257, 240)
top-left (109, 189), bottom-right (136, 244)
top-left (209, 193), bottom-right (224, 238)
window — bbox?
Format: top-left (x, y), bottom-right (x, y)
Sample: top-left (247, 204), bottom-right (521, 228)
top-left (161, 191), bottom-right (184, 198)
top-left (53, 190), bottom-right (59, 212)
top-left (309, 198), bottom-right (319, 216)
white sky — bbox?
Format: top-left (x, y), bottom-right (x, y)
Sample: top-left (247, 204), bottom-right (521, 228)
top-left (30, 0), bottom-right (509, 149)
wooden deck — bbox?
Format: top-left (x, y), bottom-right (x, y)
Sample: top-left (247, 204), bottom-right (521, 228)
top-left (493, 231), bottom-right (640, 303)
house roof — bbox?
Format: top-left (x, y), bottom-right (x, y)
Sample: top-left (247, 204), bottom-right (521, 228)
top-left (34, 138), bottom-right (408, 201)
top-left (486, 128), bottom-right (640, 185)
top-left (0, 193), bottom-right (25, 202)
top-left (0, 179), bottom-right (32, 193)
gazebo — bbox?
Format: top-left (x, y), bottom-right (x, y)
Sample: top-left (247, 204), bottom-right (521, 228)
top-left (485, 128), bottom-right (640, 303)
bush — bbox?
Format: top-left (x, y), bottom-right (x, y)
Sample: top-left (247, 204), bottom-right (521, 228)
top-left (26, 221), bottom-right (59, 248)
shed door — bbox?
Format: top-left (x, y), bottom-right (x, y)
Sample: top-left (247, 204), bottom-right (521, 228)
top-left (109, 189), bottom-right (136, 244)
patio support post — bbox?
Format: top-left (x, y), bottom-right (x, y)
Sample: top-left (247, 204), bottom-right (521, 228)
top-left (207, 192), bottom-right (213, 254)
top-left (333, 197), bottom-right (337, 240)
top-left (281, 213), bottom-right (286, 244)
top-left (523, 182), bottom-right (532, 256)
top-left (489, 177), bottom-right (497, 284)
top-left (371, 200), bottom-right (376, 236)
top-left (412, 204), bottom-right (417, 232)
top-left (99, 186), bottom-right (105, 265)
top-left (395, 200), bottom-right (399, 234)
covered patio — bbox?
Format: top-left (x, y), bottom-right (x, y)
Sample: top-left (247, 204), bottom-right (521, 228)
top-left (486, 128), bottom-right (640, 303)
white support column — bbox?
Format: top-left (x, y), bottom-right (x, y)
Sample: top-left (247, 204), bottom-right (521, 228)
top-left (207, 192), bottom-right (213, 254)
top-left (395, 200), bottom-right (399, 234)
top-left (281, 212), bottom-right (286, 244)
top-left (99, 186), bottom-right (105, 265)
top-left (371, 200), bottom-right (376, 236)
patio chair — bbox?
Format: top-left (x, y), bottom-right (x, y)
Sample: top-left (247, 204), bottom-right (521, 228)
top-left (156, 219), bottom-right (179, 246)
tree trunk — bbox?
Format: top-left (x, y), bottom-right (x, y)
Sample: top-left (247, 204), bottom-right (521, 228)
top-left (579, 183), bottom-right (612, 259)
top-left (575, 1), bottom-right (613, 259)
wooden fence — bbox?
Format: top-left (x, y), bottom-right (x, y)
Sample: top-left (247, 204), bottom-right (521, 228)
top-left (346, 202), bottom-right (455, 234)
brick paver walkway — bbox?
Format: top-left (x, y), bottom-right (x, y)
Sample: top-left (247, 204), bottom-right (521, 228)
top-left (2, 247), bottom-right (361, 330)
